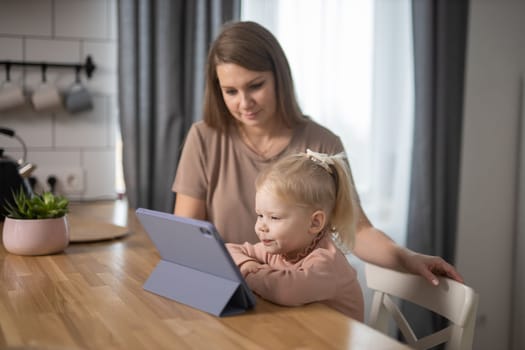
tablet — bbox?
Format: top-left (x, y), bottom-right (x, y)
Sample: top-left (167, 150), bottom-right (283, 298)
top-left (136, 208), bottom-right (256, 316)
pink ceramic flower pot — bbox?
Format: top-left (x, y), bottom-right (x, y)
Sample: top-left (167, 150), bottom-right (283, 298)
top-left (2, 215), bottom-right (69, 255)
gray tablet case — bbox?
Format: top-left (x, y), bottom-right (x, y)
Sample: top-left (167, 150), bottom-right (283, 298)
top-left (136, 208), bottom-right (256, 317)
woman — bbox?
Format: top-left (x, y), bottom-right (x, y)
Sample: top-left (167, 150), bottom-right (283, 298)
top-left (173, 21), bottom-right (462, 286)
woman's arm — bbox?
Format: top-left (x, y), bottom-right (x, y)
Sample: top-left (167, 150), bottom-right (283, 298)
top-left (353, 206), bottom-right (464, 285)
top-left (173, 194), bottom-right (206, 220)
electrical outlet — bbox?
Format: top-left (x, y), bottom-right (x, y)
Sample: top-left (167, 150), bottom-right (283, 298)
top-left (32, 167), bottom-right (85, 195)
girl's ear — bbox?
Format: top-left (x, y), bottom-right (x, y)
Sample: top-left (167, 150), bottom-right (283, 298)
top-left (309, 210), bottom-right (326, 235)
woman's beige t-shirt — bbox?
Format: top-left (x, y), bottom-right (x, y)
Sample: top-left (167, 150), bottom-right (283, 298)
top-left (172, 118), bottom-right (345, 244)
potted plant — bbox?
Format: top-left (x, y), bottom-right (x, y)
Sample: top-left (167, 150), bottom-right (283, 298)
top-left (2, 188), bottom-right (70, 255)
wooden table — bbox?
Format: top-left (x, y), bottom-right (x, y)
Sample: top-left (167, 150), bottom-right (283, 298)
top-left (0, 201), bottom-right (411, 350)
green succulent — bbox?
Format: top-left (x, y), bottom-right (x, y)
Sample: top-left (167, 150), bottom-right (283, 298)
top-left (4, 188), bottom-right (69, 219)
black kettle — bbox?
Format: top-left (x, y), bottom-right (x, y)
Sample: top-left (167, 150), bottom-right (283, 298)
top-left (0, 127), bottom-right (35, 221)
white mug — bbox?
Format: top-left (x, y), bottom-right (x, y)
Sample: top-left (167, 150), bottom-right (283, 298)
top-left (31, 83), bottom-right (62, 112)
top-left (0, 82), bottom-right (26, 111)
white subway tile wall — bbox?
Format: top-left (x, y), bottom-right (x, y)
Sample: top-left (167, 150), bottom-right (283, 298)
top-left (25, 39), bottom-right (81, 89)
top-left (84, 149), bottom-right (116, 199)
top-left (0, 0), bottom-right (53, 37)
top-left (0, 0), bottom-right (119, 200)
top-left (54, 0), bottom-right (110, 39)
top-left (0, 37), bottom-right (23, 60)
top-left (54, 96), bottom-right (110, 147)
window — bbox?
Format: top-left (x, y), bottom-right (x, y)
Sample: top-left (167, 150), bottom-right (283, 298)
top-left (241, 0), bottom-right (414, 244)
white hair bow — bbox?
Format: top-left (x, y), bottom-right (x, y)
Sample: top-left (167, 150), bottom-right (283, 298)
top-left (306, 149), bottom-right (334, 174)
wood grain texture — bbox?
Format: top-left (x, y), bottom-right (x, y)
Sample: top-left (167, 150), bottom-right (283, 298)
top-left (68, 215), bottom-right (129, 242)
top-left (0, 201), bottom-right (411, 350)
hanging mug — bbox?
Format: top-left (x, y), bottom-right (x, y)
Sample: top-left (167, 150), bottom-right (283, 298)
top-left (0, 64), bottom-right (26, 112)
top-left (64, 66), bottom-right (93, 114)
top-left (31, 84), bottom-right (62, 112)
top-left (31, 64), bottom-right (62, 112)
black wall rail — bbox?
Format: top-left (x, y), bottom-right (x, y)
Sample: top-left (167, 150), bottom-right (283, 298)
top-left (0, 55), bottom-right (96, 80)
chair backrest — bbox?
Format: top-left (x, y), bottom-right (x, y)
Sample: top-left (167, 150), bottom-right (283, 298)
top-left (365, 263), bottom-right (479, 350)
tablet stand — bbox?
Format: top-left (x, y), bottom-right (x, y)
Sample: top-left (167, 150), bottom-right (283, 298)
top-left (144, 260), bottom-right (253, 316)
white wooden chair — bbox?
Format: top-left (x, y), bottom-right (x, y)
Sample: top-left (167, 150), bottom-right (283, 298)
top-left (365, 263), bottom-right (479, 350)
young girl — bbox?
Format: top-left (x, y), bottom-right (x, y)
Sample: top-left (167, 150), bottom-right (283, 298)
top-left (226, 149), bottom-right (364, 321)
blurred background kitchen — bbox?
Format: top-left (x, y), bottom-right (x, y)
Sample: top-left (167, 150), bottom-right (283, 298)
top-left (0, 0), bottom-right (119, 199)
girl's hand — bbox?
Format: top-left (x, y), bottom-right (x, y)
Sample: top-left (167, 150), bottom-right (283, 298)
top-left (240, 260), bottom-right (263, 277)
top-left (400, 249), bottom-right (464, 286)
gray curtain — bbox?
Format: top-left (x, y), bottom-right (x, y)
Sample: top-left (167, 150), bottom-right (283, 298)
top-left (118, 0), bottom-right (240, 211)
top-left (404, 0), bottom-right (469, 342)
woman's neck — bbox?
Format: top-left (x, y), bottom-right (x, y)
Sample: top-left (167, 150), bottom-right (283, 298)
top-left (238, 118), bottom-right (280, 138)
top-left (237, 121), bottom-right (293, 159)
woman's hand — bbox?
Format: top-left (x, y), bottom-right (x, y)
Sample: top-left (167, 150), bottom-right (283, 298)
top-left (240, 260), bottom-right (263, 277)
top-left (399, 249), bottom-right (464, 286)
top-left (352, 212), bottom-right (464, 286)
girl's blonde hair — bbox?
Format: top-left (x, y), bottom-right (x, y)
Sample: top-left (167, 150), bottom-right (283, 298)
top-left (255, 150), bottom-right (359, 251)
